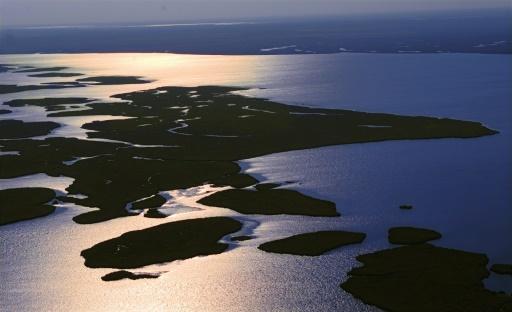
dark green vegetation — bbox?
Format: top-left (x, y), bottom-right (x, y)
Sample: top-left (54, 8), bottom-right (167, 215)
top-left (0, 188), bottom-right (56, 225)
top-left (28, 72), bottom-right (83, 78)
top-left (258, 231), bottom-right (366, 256)
top-left (388, 226), bottom-right (442, 245)
top-left (143, 208), bottom-right (167, 218)
top-left (53, 86), bottom-right (496, 158)
top-left (76, 76), bottom-right (151, 85)
top-left (0, 83), bottom-right (83, 94)
top-left (131, 194), bottom-right (168, 218)
top-left (0, 120), bottom-right (60, 139)
top-left (341, 244), bottom-right (512, 312)
top-left (199, 188), bottom-right (339, 217)
top-left (101, 270), bottom-right (160, 281)
top-left (0, 72), bottom-right (150, 95)
top-left (399, 204), bottom-right (413, 209)
top-left (81, 217), bottom-right (242, 269)
top-left (232, 235), bottom-right (254, 241)
top-left (0, 86), bottom-right (497, 223)
top-left (14, 66), bottom-right (69, 73)
top-left (131, 194), bottom-right (167, 210)
top-left (254, 183), bottom-right (281, 191)
top-left (4, 97), bottom-right (92, 112)
top-left (209, 173), bottom-right (259, 188)
top-left (491, 264), bottom-right (512, 275)
top-left (0, 137), bottom-right (125, 179)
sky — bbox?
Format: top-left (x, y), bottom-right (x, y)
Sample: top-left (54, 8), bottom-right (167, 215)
top-left (0, 0), bottom-right (510, 27)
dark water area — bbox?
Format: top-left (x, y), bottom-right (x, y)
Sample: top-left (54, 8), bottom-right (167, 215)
top-left (1, 9), bottom-right (511, 55)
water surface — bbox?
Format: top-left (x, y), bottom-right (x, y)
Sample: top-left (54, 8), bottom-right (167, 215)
top-left (1, 52), bottom-right (511, 311)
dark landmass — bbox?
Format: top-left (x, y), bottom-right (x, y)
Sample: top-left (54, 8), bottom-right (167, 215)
top-left (0, 119), bottom-right (60, 139)
top-left (76, 76), bottom-right (151, 85)
top-left (131, 194), bottom-right (167, 210)
top-left (0, 188), bottom-right (56, 225)
top-left (66, 156), bottom-right (242, 224)
top-left (341, 244), bottom-right (512, 312)
top-left (101, 270), bottom-right (160, 281)
top-left (28, 72), bottom-right (83, 78)
top-left (0, 75), bottom-right (152, 94)
top-left (0, 83), bottom-right (82, 94)
top-left (258, 231), bottom-right (366, 256)
top-left (132, 194), bottom-right (168, 218)
top-left (0, 109), bottom-right (11, 114)
top-left (41, 81), bottom-right (84, 87)
top-left (0, 86), bottom-right (497, 223)
top-left (254, 183), bottom-right (281, 191)
top-left (199, 188), bottom-right (338, 217)
top-left (14, 66), bottom-right (69, 73)
top-left (491, 264), bottom-right (512, 276)
top-left (63, 86), bottom-right (497, 159)
top-left (232, 235), bottom-right (254, 241)
top-left (143, 208), bottom-right (167, 218)
top-left (209, 173), bottom-right (259, 188)
top-left (388, 226), bottom-right (442, 245)
top-left (81, 217), bottom-right (242, 269)
top-left (0, 137), bottom-right (125, 179)
top-left (4, 97), bottom-right (92, 112)
top-left (399, 204), bottom-right (413, 210)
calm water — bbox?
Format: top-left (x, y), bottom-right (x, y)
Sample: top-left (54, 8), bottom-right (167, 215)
top-left (0, 52), bottom-right (511, 311)
top-left (2, 10), bottom-right (511, 54)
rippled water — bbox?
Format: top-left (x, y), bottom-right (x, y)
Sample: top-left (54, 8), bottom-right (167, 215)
top-left (0, 52), bottom-right (511, 311)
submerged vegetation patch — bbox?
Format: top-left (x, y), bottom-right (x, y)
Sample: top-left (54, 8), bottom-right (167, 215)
top-left (0, 188), bottom-right (56, 225)
top-left (258, 231), bottom-right (366, 256)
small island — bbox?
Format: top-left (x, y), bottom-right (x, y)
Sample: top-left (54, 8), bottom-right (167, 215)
top-left (258, 230), bottom-right (366, 256)
top-left (388, 226), bottom-right (442, 245)
top-left (341, 244), bottom-right (512, 311)
top-left (0, 119), bottom-right (60, 139)
top-left (81, 217), bottom-right (242, 269)
top-left (198, 188), bottom-right (339, 217)
top-left (101, 270), bottom-right (160, 282)
top-left (0, 188), bottom-right (57, 225)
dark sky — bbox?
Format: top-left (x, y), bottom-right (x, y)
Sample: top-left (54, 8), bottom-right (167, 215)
top-left (1, 0), bottom-right (510, 27)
